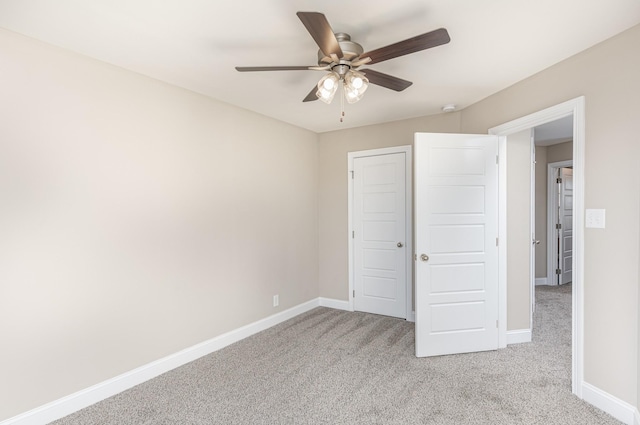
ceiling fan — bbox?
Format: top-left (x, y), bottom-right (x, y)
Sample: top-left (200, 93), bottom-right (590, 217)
top-left (236, 12), bottom-right (450, 108)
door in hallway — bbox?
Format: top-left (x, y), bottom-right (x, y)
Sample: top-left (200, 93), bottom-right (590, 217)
top-left (559, 167), bottom-right (573, 284)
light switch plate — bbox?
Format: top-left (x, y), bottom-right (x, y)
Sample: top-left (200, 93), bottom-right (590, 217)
top-left (585, 209), bottom-right (605, 228)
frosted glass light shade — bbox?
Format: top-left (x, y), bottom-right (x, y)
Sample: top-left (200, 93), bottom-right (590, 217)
top-left (344, 70), bottom-right (369, 104)
top-left (316, 72), bottom-right (340, 104)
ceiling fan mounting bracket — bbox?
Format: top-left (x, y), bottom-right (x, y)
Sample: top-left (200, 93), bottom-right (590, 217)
top-left (317, 32), bottom-right (364, 66)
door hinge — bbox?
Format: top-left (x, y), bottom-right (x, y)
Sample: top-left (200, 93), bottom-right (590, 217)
top-left (414, 253), bottom-right (417, 261)
top-left (352, 230), bottom-right (355, 238)
top-left (350, 170), bottom-right (354, 179)
top-left (496, 320), bottom-right (499, 328)
top-left (496, 237), bottom-right (499, 246)
top-left (556, 268), bottom-right (562, 275)
top-left (556, 223), bottom-right (561, 230)
top-left (556, 177), bottom-right (562, 184)
top-left (496, 155), bottom-right (499, 164)
top-left (353, 290), bottom-right (355, 298)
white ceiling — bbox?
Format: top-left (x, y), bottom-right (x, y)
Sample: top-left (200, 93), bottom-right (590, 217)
top-left (535, 116), bottom-right (573, 146)
top-left (1, 0), bottom-right (639, 133)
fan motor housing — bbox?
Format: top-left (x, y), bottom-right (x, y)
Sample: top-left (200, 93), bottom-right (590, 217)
top-left (317, 33), bottom-right (364, 65)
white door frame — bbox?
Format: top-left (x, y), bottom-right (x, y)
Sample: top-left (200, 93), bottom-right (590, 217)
top-left (489, 96), bottom-right (585, 398)
top-left (530, 133), bottom-right (536, 324)
top-left (347, 146), bottom-right (414, 321)
top-left (547, 160), bottom-right (573, 286)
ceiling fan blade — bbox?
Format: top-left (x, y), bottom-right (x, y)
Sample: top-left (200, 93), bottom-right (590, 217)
top-left (359, 28), bottom-right (450, 65)
top-left (303, 85), bottom-right (319, 102)
top-left (296, 12), bottom-right (343, 58)
top-left (236, 66), bottom-right (318, 72)
top-left (360, 69), bottom-right (413, 91)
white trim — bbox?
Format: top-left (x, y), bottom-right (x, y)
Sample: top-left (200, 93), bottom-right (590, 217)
top-left (546, 160), bottom-right (573, 287)
top-left (0, 299), bottom-right (321, 425)
top-left (535, 277), bottom-right (549, 286)
top-left (529, 129), bottom-right (536, 329)
top-left (497, 136), bottom-right (508, 348)
top-left (347, 146), bottom-right (413, 320)
top-left (319, 297), bottom-right (351, 311)
top-left (489, 96), bottom-right (585, 398)
top-left (581, 382), bottom-right (636, 425)
top-left (406, 310), bottom-right (415, 323)
top-left (506, 329), bottom-right (532, 345)
top-left (634, 407), bottom-right (640, 425)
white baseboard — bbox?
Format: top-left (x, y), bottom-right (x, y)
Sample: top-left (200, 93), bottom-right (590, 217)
top-left (319, 297), bottom-right (351, 311)
top-left (506, 329), bottom-right (532, 345)
top-left (582, 382), bottom-right (637, 425)
top-left (1, 298), bottom-right (321, 425)
top-left (535, 277), bottom-right (549, 286)
top-left (406, 311), bottom-right (416, 323)
top-left (12, 301), bottom-right (637, 425)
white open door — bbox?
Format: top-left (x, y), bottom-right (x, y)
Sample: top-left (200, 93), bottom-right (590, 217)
top-left (415, 133), bottom-right (499, 357)
top-left (559, 167), bottom-right (573, 284)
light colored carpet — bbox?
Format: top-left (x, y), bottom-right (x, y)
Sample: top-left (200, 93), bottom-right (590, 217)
top-left (52, 284), bottom-right (621, 424)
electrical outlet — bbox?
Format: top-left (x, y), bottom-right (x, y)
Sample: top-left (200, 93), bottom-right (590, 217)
top-left (273, 295), bottom-right (279, 307)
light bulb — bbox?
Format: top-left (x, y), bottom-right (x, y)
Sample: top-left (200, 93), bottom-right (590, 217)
top-left (352, 77), bottom-right (363, 89)
top-left (323, 78), bottom-right (335, 90)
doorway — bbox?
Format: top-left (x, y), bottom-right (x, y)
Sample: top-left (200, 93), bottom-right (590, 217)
top-left (533, 115), bottom-right (574, 287)
top-left (489, 96), bottom-right (585, 397)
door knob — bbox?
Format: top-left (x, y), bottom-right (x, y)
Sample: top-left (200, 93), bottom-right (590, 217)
top-left (397, 242), bottom-right (403, 248)
top-left (532, 239), bottom-right (540, 245)
top-left (420, 254), bottom-right (429, 262)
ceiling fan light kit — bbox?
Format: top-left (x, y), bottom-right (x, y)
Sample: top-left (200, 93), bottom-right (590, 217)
top-left (316, 72), bottom-right (339, 103)
top-left (343, 69), bottom-right (368, 104)
top-left (235, 11), bottom-right (450, 120)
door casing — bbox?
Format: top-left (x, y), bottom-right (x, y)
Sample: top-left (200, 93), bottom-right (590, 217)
top-left (348, 146), bottom-right (413, 321)
top-left (489, 96), bottom-right (585, 398)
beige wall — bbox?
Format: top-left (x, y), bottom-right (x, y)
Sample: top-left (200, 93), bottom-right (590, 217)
top-left (461, 25), bottom-right (640, 406)
top-left (318, 113), bottom-right (462, 300)
top-left (0, 29), bottom-right (319, 421)
top-left (534, 141), bottom-right (573, 279)
top-left (547, 140), bottom-right (573, 164)
top-left (534, 145), bottom-right (548, 278)
top-left (506, 130), bottom-right (532, 330)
